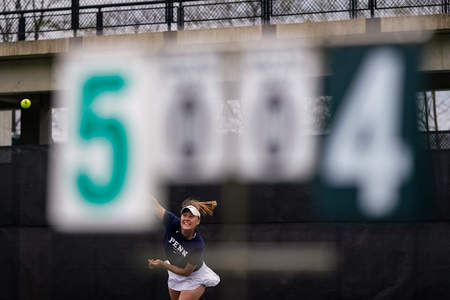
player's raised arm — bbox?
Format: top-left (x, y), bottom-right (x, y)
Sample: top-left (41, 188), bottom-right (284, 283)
top-left (150, 194), bottom-right (165, 220)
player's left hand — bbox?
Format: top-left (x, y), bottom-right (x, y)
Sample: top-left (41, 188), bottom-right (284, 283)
top-left (148, 259), bottom-right (163, 269)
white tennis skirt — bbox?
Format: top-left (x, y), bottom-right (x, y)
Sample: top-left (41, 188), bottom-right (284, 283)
top-left (166, 261), bottom-right (220, 291)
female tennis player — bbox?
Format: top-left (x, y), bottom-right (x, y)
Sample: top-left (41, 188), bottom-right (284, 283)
top-left (148, 196), bottom-right (220, 300)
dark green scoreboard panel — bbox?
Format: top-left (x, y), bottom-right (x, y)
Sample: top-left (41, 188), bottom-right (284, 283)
top-left (317, 43), bottom-right (433, 221)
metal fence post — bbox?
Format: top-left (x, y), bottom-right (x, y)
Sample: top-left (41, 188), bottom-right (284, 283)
top-left (266, 0), bottom-right (271, 24)
top-left (96, 9), bottom-right (103, 36)
top-left (369, 0), bottom-right (375, 18)
top-left (444, 0), bottom-right (448, 14)
top-left (350, 0), bottom-right (357, 19)
top-left (71, 0), bottom-right (79, 37)
top-left (177, 1), bottom-right (184, 30)
top-left (269, 0), bottom-right (272, 23)
top-left (166, 0), bottom-right (173, 31)
top-left (261, 0), bottom-right (271, 25)
top-left (18, 14), bottom-right (26, 41)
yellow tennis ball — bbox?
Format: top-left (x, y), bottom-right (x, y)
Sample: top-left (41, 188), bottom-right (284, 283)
top-left (21, 99), bottom-right (31, 109)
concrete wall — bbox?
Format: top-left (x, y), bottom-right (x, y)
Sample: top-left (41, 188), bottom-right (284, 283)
top-left (0, 15), bottom-right (448, 95)
top-left (0, 14), bottom-right (448, 146)
top-left (0, 58), bottom-right (54, 93)
top-left (0, 111), bottom-right (12, 146)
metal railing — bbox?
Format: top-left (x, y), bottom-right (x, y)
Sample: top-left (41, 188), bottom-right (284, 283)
top-left (0, 0), bottom-right (448, 42)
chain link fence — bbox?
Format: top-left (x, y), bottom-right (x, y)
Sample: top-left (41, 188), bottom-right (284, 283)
top-left (375, 0), bottom-right (444, 17)
top-left (424, 131), bottom-right (450, 150)
top-left (271, 0), bottom-right (365, 23)
top-left (1, 0), bottom-right (448, 42)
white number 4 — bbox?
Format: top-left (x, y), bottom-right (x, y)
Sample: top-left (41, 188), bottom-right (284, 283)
top-left (323, 47), bottom-right (413, 218)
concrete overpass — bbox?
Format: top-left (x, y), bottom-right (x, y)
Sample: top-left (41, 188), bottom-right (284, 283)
top-left (0, 14), bottom-right (449, 145)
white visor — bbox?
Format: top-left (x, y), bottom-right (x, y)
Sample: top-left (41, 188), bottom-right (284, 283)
top-left (181, 205), bottom-right (201, 217)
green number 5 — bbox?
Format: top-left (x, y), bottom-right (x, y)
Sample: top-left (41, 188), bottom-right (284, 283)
top-left (76, 74), bottom-right (128, 205)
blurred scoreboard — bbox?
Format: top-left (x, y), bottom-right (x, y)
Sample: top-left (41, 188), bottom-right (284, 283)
top-left (48, 41), bottom-right (429, 232)
top-left (317, 44), bottom-right (429, 220)
top-left (49, 51), bottom-right (156, 232)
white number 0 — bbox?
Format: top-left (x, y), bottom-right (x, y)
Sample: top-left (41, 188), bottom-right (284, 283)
top-left (323, 47), bottom-right (413, 217)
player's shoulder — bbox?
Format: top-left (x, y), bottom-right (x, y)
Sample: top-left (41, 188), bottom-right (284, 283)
top-left (164, 211), bottom-right (180, 227)
top-left (194, 232), bottom-right (205, 248)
